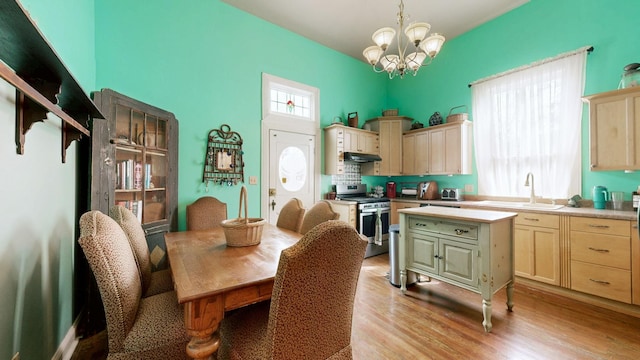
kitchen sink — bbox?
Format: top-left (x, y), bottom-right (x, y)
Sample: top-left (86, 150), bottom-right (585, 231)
top-left (478, 200), bottom-right (564, 210)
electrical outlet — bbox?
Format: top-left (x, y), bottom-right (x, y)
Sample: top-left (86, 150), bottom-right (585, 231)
top-left (464, 184), bottom-right (474, 193)
top-left (249, 176), bottom-right (258, 185)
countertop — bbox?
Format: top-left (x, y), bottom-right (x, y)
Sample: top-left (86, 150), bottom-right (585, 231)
top-left (391, 198), bottom-right (638, 221)
top-left (399, 206), bottom-right (517, 223)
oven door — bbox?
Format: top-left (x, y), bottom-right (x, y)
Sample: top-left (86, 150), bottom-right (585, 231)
top-left (359, 207), bottom-right (390, 244)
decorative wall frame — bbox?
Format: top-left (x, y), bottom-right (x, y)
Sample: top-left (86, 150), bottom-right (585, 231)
top-left (203, 124), bottom-right (244, 188)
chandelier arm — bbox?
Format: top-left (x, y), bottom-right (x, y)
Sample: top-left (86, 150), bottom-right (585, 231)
top-left (371, 64), bottom-right (387, 74)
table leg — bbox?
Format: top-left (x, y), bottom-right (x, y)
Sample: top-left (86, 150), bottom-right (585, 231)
top-left (482, 298), bottom-right (492, 332)
top-left (400, 269), bottom-right (407, 293)
top-left (184, 296), bottom-right (224, 359)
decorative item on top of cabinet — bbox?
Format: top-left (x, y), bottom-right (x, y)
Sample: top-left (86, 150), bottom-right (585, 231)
top-left (583, 86), bottom-right (640, 171)
top-left (203, 124), bottom-right (245, 188)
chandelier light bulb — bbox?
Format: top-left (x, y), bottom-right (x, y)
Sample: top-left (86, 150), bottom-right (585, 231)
top-left (406, 52), bottom-right (427, 71)
top-left (363, 46), bottom-right (384, 65)
top-left (404, 22), bottom-right (431, 46)
top-left (372, 27), bottom-right (396, 51)
top-left (380, 55), bottom-right (399, 73)
top-left (421, 33), bottom-right (446, 58)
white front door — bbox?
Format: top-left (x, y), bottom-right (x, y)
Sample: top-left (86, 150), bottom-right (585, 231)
top-left (261, 73), bottom-right (320, 223)
top-left (268, 130), bottom-right (315, 223)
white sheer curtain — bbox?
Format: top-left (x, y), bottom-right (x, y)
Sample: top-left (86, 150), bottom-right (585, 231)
top-left (472, 50), bottom-right (587, 200)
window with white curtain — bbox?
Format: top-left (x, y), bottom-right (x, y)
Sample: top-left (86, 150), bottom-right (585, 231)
top-left (471, 49), bottom-right (587, 201)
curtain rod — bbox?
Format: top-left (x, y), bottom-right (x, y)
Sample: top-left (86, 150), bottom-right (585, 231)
top-left (468, 46), bottom-right (594, 88)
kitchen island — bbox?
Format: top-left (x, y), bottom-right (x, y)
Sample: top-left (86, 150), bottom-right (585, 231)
top-left (398, 206), bottom-right (517, 332)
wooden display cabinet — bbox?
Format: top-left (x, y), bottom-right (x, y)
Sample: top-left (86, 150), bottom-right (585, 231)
top-left (91, 89), bottom-right (178, 269)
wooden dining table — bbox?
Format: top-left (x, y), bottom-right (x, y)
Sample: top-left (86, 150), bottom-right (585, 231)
top-left (165, 223), bottom-right (301, 360)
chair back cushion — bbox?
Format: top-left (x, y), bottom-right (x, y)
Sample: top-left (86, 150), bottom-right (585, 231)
top-left (186, 196), bottom-right (228, 230)
top-left (276, 198), bottom-right (305, 233)
top-left (78, 210), bottom-right (142, 352)
top-left (110, 205), bottom-right (152, 294)
top-left (266, 220), bottom-right (367, 359)
top-left (299, 200), bottom-right (340, 234)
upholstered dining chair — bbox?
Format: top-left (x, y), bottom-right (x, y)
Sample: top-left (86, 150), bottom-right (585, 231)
top-left (276, 198), bottom-right (305, 233)
top-left (217, 220), bottom-right (368, 360)
top-left (110, 205), bottom-right (173, 297)
top-left (186, 196), bottom-right (228, 230)
top-left (299, 200), bottom-right (340, 234)
top-left (78, 210), bottom-right (190, 359)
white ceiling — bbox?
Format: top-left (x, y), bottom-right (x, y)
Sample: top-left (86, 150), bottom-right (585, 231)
top-left (221, 0), bottom-right (529, 61)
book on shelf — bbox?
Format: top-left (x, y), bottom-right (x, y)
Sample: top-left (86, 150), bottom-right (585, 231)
top-left (145, 164), bottom-right (151, 188)
top-left (115, 200), bottom-right (143, 222)
top-left (115, 160), bottom-right (144, 190)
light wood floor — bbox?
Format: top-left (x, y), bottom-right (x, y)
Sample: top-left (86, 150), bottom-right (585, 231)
top-left (73, 253), bottom-right (640, 359)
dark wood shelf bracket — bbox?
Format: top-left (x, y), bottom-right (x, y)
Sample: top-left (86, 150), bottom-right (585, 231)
top-left (1, 0), bottom-right (103, 163)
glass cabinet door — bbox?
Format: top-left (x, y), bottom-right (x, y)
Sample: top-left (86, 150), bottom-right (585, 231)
top-left (113, 103), bottom-right (170, 226)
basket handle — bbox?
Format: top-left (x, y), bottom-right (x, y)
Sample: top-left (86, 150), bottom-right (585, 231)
top-left (448, 105), bottom-right (467, 116)
top-left (238, 186), bottom-right (249, 224)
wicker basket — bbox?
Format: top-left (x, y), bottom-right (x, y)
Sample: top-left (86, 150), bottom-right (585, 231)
top-left (446, 105), bottom-right (468, 123)
top-left (221, 186), bottom-right (266, 247)
top-left (382, 108), bottom-right (398, 116)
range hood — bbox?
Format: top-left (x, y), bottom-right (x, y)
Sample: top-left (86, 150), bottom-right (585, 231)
top-left (344, 152), bottom-right (382, 163)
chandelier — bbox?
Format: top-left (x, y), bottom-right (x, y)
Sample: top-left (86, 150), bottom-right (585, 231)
top-left (362, 0), bottom-right (445, 79)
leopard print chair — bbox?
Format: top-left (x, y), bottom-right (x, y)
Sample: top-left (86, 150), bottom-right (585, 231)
top-left (299, 200), bottom-right (340, 235)
top-left (276, 198), bottom-right (306, 233)
top-left (186, 196), bottom-right (228, 230)
top-left (217, 220), bottom-right (367, 360)
top-left (78, 210), bottom-right (189, 359)
top-left (110, 205), bottom-right (173, 297)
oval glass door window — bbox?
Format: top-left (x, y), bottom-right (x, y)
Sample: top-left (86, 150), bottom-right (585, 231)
top-left (279, 146), bottom-right (307, 192)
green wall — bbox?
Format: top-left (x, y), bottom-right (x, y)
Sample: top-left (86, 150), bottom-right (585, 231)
top-left (0, 0), bottom-right (96, 359)
top-left (380, 0), bottom-right (640, 200)
top-left (94, 0), bottom-right (386, 229)
top-left (3, 0), bottom-right (640, 357)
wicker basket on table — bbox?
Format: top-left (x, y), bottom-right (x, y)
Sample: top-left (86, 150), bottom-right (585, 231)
top-left (221, 186), bottom-right (266, 247)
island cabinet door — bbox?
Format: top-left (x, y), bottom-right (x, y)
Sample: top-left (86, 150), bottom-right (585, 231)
top-left (407, 231), bottom-right (438, 273)
top-left (439, 239), bottom-right (478, 287)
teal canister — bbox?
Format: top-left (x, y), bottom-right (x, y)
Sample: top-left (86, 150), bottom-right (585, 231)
top-left (592, 185), bottom-right (608, 209)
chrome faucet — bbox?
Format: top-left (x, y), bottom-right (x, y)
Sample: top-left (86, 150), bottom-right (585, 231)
top-left (524, 172), bottom-right (535, 204)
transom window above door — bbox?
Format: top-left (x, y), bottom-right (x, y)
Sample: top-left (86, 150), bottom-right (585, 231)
top-left (269, 88), bottom-right (312, 120)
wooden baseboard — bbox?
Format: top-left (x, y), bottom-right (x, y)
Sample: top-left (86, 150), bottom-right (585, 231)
top-left (516, 276), bottom-right (640, 318)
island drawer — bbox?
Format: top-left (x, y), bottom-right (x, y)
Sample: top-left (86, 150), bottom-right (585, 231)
top-left (408, 216), bottom-right (478, 241)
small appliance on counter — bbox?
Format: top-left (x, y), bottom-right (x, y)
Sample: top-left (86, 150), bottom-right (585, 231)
top-left (417, 181), bottom-right (439, 200)
top-left (593, 185), bottom-right (608, 209)
top-left (441, 188), bottom-right (464, 201)
top-left (386, 181), bottom-right (396, 198)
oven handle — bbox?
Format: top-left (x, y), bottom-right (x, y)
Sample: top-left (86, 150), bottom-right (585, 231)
top-left (360, 207), bottom-right (390, 213)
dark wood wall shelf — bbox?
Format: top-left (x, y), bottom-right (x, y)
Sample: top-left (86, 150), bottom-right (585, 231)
top-left (0, 0), bottom-right (104, 162)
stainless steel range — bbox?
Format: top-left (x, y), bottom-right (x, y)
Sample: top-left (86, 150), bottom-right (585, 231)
top-left (335, 184), bottom-right (390, 258)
